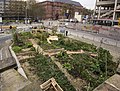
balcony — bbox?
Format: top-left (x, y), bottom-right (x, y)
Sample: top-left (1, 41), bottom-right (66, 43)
top-left (97, 1), bottom-right (115, 6)
top-left (97, 0), bottom-right (120, 6)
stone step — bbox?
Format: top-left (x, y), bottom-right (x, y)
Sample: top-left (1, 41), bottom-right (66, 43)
top-left (19, 82), bottom-right (42, 91)
top-left (0, 69), bottom-right (31, 91)
top-left (0, 57), bottom-right (17, 73)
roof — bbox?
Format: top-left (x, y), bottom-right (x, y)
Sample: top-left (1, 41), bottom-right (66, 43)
top-left (46, 0), bottom-right (82, 6)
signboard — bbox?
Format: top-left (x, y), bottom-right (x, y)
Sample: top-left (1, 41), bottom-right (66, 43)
top-left (119, 18), bottom-right (120, 26)
top-left (0, 17), bottom-right (2, 23)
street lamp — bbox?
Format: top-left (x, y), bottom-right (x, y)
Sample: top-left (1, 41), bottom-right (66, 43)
top-left (24, 0), bottom-right (27, 24)
top-left (52, 0), bottom-right (54, 20)
top-left (17, 0), bottom-right (20, 22)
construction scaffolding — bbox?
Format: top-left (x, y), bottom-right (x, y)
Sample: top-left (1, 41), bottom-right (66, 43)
top-left (94, 0), bottom-right (120, 21)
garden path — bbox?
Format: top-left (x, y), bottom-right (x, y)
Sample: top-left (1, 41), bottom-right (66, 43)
top-left (29, 39), bottom-right (43, 54)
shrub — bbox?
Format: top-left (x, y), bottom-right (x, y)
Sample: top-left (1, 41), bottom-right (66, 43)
top-left (20, 32), bottom-right (32, 39)
top-left (30, 47), bottom-right (36, 51)
top-left (41, 25), bottom-right (45, 29)
top-left (25, 42), bottom-right (33, 48)
top-left (12, 46), bottom-right (22, 53)
top-left (63, 63), bottom-right (73, 71)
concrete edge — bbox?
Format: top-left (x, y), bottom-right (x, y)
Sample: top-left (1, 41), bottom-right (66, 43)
top-left (9, 43), bottom-right (28, 79)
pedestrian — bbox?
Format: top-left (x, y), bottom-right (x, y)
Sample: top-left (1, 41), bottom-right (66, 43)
top-left (66, 31), bottom-right (68, 36)
top-left (49, 22), bottom-right (50, 26)
top-left (99, 38), bottom-right (104, 47)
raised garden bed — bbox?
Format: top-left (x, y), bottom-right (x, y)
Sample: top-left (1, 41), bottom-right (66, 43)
top-left (28, 54), bottom-right (76, 91)
top-left (35, 32), bottom-right (118, 90)
top-left (55, 50), bottom-right (117, 90)
top-left (12, 32), bottom-right (33, 53)
top-left (13, 31), bottom-right (118, 91)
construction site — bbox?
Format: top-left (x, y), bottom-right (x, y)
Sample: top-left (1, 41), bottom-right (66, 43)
top-left (94, 0), bottom-right (120, 21)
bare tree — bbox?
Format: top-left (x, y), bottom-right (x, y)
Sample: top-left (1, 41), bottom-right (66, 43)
top-left (62, 4), bottom-right (75, 19)
top-left (27, 0), bottom-right (45, 20)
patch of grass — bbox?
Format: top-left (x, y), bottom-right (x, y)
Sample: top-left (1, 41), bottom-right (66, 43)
top-left (20, 32), bottom-right (33, 39)
top-left (24, 42), bottom-right (33, 48)
top-left (12, 46), bottom-right (22, 53)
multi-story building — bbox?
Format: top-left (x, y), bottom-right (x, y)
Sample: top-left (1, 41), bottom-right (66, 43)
top-left (38, 0), bottom-right (83, 19)
top-left (0, 0), bottom-right (26, 20)
top-left (0, 0), bottom-right (4, 16)
top-left (94, 0), bottom-right (120, 20)
top-left (4, 0), bottom-right (26, 20)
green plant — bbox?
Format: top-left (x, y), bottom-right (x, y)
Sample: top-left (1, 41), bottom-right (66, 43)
top-left (30, 47), bottom-right (36, 51)
top-left (29, 54), bottom-right (76, 91)
top-left (56, 52), bottom-right (117, 91)
top-left (52, 26), bottom-right (57, 35)
top-left (20, 32), bottom-right (32, 39)
top-left (63, 63), bottom-right (73, 71)
top-left (41, 25), bottom-right (45, 29)
top-left (25, 42), bottom-right (33, 48)
top-left (12, 46), bottom-right (22, 53)
top-left (56, 51), bottom-right (68, 58)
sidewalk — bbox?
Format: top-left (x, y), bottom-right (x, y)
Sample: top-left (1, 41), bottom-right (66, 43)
top-left (0, 69), bottom-right (31, 91)
top-left (68, 35), bottom-right (120, 62)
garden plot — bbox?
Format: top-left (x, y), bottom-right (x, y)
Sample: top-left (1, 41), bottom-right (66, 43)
top-left (12, 31), bottom-right (76, 91)
top-left (34, 31), bottom-right (117, 91)
top-left (12, 31), bottom-right (118, 91)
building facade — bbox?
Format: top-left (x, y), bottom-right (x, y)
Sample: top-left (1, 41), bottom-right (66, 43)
top-left (38, 0), bottom-right (83, 20)
top-left (0, 0), bottom-right (4, 15)
top-left (0, 0), bottom-right (26, 20)
top-left (94, 0), bottom-right (120, 20)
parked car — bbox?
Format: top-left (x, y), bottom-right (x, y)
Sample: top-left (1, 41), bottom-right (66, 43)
top-left (70, 18), bottom-right (78, 23)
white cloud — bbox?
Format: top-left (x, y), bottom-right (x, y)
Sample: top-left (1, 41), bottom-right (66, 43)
top-left (77, 0), bottom-right (96, 9)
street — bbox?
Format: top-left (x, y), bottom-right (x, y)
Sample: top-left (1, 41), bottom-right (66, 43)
top-left (0, 34), bottom-right (17, 72)
top-left (0, 33), bottom-right (31, 91)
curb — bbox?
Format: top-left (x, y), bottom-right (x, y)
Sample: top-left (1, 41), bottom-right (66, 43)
top-left (70, 32), bottom-right (120, 47)
top-left (9, 43), bottom-right (28, 79)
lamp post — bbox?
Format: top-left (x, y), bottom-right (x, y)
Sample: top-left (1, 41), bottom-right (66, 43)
top-left (24, 0), bottom-right (27, 24)
top-left (17, 0), bottom-right (20, 22)
top-left (52, 0), bottom-right (54, 20)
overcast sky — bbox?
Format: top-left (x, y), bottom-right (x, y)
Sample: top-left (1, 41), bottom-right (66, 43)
top-left (37, 0), bottom-right (96, 9)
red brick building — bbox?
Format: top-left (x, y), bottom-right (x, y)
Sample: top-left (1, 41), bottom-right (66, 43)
top-left (38, 0), bottom-right (83, 19)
